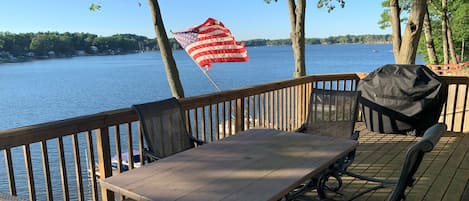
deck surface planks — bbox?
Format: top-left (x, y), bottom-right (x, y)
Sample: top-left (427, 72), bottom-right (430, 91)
top-left (327, 122), bottom-right (469, 201)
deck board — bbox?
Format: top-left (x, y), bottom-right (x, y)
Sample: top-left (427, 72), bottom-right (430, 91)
top-left (407, 133), bottom-right (457, 201)
top-left (461, 180), bottom-right (469, 201)
top-left (305, 122), bottom-right (469, 201)
top-left (423, 131), bottom-right (469, 201)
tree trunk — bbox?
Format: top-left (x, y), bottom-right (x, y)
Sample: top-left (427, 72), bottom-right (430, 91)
top-left (390, 0), bottom-right (402, 63)
top-left (462, 38), bottom-right (466, 62)
top-left (391, 0), bottom-right (427, 64)
top-left (441, 0), bottom-right (449, 64)
top-left (148, 0), bottom-right (185, 98)
top-left (423, 7), bottom-right (438, 64)
top-left (446, 18), bottom-right (458, 63)
top-left (287, 0), bottom-right (306, 78)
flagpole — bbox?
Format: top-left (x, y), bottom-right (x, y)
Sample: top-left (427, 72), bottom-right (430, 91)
top-left (191, 55), bottom-right (252, 123)
top-left (178, 44), bottom-right (223, 92)
top-left (198, 67), bottom-right (223, 92)
top-left (197, 65), bottom-right (238, 121)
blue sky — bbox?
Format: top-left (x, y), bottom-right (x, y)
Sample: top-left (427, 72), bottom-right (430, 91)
top-left (0, 0), bottom-right (390, 41)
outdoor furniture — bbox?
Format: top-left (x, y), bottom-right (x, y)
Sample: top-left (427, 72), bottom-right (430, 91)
top-left (132, 97), bottom-right (204, 161)
top-left (343, 123), bottom-right (447, 201)
top-left (297, 89), bottom-right (361, 140)
top-left (100, 128), bottom-right (358, 201)
top-left (295, 89), bottom-right (361, 198)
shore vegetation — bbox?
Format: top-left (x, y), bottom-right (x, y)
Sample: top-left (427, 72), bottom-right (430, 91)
top-left (0, 32), bottom-right (392, 63)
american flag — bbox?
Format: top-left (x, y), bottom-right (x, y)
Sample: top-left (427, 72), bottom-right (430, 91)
top-left (172, 18), bottom-right (248, 69)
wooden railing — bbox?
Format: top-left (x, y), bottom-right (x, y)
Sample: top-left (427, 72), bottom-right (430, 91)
top-left (0, 109), bottom-right (138, 201)
top-left (0, 73), bottom-right (467, 201)
top-left (427, 64), bottom-right (464, 75)
top-left (180, 73), bottom-right (360, 141)
top-left (440, 76), bottom-right (469, 133)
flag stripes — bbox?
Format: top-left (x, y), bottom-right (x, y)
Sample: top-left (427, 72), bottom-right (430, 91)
top-left (173, 18), bottom-right (248, 69)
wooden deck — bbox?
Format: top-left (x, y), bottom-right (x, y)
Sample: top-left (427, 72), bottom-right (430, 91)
top-left (304, 122), bottom-right (469, 201)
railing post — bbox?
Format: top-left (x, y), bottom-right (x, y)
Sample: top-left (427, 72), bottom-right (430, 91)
top-left (96, 127), bottom-right (114, 201)
top-left (235, 98), bottom-right (245, 133)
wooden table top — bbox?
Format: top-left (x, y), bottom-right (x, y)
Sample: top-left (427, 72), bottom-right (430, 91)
top-left (101, 129), bottom-right (358, 201)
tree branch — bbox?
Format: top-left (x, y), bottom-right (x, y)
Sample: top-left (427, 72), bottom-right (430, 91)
top-left (428, 0), bottom-right (444, 16)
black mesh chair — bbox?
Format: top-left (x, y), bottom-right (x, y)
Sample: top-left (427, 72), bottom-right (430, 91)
top-left (132, 97), bottom-right (204, 161)
top-left (293, 89), bottom-right (361, 199)
top-left (344, 123), bottom-right (446, 201)
top-left (298, 89), bottom-right (361, 141)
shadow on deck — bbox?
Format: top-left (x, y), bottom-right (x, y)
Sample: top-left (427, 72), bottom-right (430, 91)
top-left (306, 122), bottom-right (469, 201)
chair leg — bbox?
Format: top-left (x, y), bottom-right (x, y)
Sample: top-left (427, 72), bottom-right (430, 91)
top-left (343, 171), bottom-right (396, 184)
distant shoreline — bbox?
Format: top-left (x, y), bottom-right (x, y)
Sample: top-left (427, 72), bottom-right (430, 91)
top-left (1, 43), bottom-right (393, 65)
top-left (1, 32), bottom-right (392, 64)
top-left (0, 51), bottom-right (142, 64)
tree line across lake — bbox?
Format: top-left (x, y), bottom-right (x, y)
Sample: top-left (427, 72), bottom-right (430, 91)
top-left (243, 34), bottom-right (392, 46)
top-left (0, 31), bottom-right (392, 61)
top-left (0, 32), bottom-right (157, 59)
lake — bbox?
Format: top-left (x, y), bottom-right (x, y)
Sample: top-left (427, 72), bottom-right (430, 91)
top-left (0, 44), bottom-right (423, 130)
top-left (0, 44), bottom-right (424, 200)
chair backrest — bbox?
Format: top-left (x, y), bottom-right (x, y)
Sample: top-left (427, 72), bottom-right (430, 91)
top-left (303, 89), bottom-right (361, 139)
top-left (132, 97), bottom-right (194, 159)
top-left (387, 123), bottom-right (446, 201)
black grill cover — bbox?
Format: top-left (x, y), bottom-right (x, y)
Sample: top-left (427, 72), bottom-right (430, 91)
top-left (358, 64), bottom-right (447, 136)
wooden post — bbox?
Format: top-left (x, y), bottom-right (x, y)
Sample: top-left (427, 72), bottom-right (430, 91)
top-left (96, 127), bottom-right (114, 201)
top-left (4, 148), bottom-right (16, 196)
top-left (235, 98), bottom-right (245, 133)
top-left (23, 144), bottom-right (36, 201)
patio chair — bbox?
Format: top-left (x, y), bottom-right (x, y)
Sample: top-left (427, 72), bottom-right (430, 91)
top-left (297, 88), bottom-right (361, 139)
top-left (293, 89), bottom-right (361, 198)
top-left (132, 97), bottom-right (204, 161)
top-left (343, 123), bottom-right (446, 201)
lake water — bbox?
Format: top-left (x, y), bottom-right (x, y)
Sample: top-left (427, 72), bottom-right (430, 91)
top-left (0, 44), bottom-right (424, 200)
top-left (0, 44), bottom-right (423, 130)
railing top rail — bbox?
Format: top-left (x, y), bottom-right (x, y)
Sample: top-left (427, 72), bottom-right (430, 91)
top-left (0, 108), bottom-right (136, 149)
top-left (180, 73), bottom-right (362, 108)
top-left (440, 76), bottom-right (469, 84)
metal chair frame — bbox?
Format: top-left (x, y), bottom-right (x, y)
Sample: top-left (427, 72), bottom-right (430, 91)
top-left (343, 123), bottom-right (447, 201)
top-left (290, 89), bottom-right (361, 200)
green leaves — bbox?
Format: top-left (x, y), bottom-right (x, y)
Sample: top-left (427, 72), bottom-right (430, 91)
top-left (89, 3), bottom-right (102, 11)
top-left (378, 10), bottom-right (391, 29)
top-left (378, 0), bottom-right (411, 29)
top-left (264, 0), bottom-right (346, 13)
top-left (89, 1), bottom-right (142, 11)
top-left (317, 0), bottom-right (346, 13)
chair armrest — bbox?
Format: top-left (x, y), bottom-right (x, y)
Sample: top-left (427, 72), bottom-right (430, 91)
top-left (190, 136), bottom-right (205, 146)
